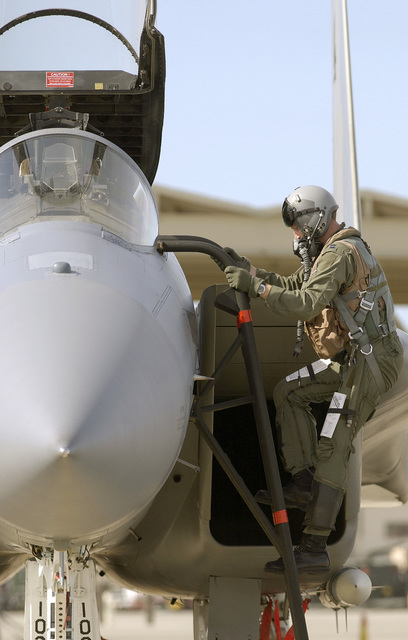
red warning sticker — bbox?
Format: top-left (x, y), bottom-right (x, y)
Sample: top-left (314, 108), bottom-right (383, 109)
top-left (46, 72), bottom-right (74, 88)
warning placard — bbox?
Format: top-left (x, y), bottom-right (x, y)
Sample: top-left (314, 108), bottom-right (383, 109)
top-left (46, 72), bottom-right (74, 88)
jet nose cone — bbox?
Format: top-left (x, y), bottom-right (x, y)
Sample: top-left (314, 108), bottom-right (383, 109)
top-left (0, 276), bottom-right (191, 543)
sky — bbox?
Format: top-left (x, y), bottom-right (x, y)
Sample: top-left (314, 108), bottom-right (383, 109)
top-left (154, 1), bottom-right (408, 209)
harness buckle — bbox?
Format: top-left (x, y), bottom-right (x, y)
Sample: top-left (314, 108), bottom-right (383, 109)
top-left (359, 298), bottom-right (375, 311)
top-left (378, 322), bottom-right (389, 338)
top-left (348, 328), bottom-right (363, 341)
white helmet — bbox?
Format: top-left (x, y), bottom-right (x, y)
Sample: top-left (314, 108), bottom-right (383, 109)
top-left (282, 185), bottom-right (339, 239)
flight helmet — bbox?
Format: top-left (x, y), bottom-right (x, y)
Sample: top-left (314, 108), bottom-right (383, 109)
top-left (282, 185), bottom-right (339, 239)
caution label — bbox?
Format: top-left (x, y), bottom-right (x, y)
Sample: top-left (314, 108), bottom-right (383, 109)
top-left (46, 72), bottom-right (74, 88)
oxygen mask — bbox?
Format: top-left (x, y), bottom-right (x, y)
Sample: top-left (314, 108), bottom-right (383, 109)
top-left (292, 236), bottom-right (321, 261)
top-left (293, 238), bottom-right (308, 260)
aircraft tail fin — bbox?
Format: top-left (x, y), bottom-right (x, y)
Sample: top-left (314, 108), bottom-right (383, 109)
top-left (332, 0), bottom-right (362, 230)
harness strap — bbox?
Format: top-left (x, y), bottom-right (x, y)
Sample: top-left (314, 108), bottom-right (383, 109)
top-left (341, 279), bottom-right (388, 303)
top-left (325, 408), bottom-right (356, 416)
top-left (334, 293), bottom-right (387, 394)
top-left (336, 237), bottom-right (396, 340)
top-left (306, 363), bottom-right (317, 381)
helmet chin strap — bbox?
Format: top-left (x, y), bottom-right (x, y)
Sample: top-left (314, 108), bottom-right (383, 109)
top-left (306, 210), bottom-right (324, 252)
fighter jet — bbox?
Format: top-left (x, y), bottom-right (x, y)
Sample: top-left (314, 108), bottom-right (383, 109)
top-left (0, 1), bottom-right (405, 639)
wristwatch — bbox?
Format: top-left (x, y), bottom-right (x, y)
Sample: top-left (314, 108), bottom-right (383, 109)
top-left (257, 282), bottom-right (266, 296)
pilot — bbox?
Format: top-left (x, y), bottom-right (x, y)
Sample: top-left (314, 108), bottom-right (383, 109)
top-left (218, 185), bottom-right (404, 573)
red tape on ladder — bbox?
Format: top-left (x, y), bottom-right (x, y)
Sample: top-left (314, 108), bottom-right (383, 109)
top-left (237, 309), bottom-right (252, 327)
top-left (273, 509), bottom-right (289, 525)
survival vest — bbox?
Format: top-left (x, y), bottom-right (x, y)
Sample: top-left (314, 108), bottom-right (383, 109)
top-left (304, 230), bottom-right (396, 368)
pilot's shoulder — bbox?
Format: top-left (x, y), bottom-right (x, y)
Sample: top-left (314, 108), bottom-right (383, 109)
top-left (323, 240), bottom-right (353, 257)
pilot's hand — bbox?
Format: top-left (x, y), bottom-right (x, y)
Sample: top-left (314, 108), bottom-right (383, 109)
top-left (212, 247), bottom-right (251, 272)
top-left (224, 266), bottom-right (263, 297)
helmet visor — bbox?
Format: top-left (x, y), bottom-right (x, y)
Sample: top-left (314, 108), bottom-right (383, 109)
top-left (282, 199), bottom-right (322, 229)
top-left (282, 199), bottom-right (296, 227)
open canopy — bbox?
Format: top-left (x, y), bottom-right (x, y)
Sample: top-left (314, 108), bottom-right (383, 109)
top-left (0, 2), bottom-right (165, 183)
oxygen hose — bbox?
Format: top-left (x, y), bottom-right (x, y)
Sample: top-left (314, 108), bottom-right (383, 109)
top-left (293, 242), bottom-right (312, 357)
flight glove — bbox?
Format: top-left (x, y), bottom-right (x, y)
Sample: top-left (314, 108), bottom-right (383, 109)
top-left (212, 247), bottom-right (251, 272)
top-left (225, 266), bottom-right (264, 297)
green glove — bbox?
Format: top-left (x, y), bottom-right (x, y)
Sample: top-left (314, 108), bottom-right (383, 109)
top-left (224, 247), bottom-right (251, 270)
top-left (225, 266), bottom-right (264, 297)
top-left (212, 247), bottom-right (251, 272)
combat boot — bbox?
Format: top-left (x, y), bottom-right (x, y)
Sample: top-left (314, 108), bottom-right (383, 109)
top-left (264, 533), bottom-right (329, 574)
top-left (255, 467), bottom-right (314, 510)
top-left (263, 480), bottom-right (344, 575)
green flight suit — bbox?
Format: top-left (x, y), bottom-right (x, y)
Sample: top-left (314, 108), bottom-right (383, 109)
top-left (257, 227), bottom-right (404, 536)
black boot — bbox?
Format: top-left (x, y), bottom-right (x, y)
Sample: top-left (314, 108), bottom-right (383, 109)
top-left (263, 481), bottom-right (344, 575)
top-left (303, 480), bottom-right (344, 533)
top-left (255, 468), bottom-right (314, 510)
top-left (264, 533), bottom-right (329, 574)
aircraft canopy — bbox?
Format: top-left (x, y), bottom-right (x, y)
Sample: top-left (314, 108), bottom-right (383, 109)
top-left (0, 129), bottom-right (158, 245)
